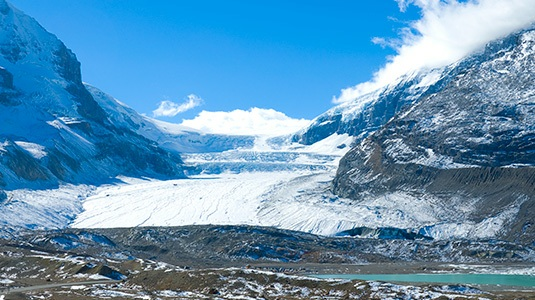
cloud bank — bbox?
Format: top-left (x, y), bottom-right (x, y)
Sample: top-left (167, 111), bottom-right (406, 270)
top-left (334, 0), bottom-right (535, 103)
top-left (153, 94), bottom-right (203, 117)
top-left (180, 107), bottom-right (311, 136)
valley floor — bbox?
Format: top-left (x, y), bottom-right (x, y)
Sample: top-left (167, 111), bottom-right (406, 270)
top-left (1, 225), bottom-right (534, 299)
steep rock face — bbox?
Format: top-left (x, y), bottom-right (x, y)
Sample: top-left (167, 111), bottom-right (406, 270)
top-left (334, 27), bottom-right (535, 244)
top-left (0, 0), bottom-right (185, 189)
top-left (0, 66), bottom-right (17, 105)
top-left (292, 68), bottom-right (447, 146)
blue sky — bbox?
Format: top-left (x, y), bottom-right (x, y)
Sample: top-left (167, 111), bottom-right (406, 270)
top-left (9, 0), bottom-right (419, 121)
top-left (8, 0), bottom-right (535, 136)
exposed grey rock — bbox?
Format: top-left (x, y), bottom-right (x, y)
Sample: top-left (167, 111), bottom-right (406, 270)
top-left (0, 66), bottom-right (18, 105)
top-left (4, 142), bottom-right (50, 181)
top-left (0, 66), bottom-right (12, 89)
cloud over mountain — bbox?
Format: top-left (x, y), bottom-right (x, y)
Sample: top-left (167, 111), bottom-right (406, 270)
top-left (180, 107), bottom-right (310, 136)
top-left (334, 0), bottom-right (535, 103)
top-left (153, 94), bottom-right (203, 117)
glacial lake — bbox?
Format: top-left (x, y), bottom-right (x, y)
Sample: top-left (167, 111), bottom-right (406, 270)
top-left (311, 273), bottom-right (535, 287)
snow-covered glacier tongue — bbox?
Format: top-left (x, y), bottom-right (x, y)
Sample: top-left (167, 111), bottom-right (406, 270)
top-left (333, 26), bottom-right (535, 244)
top-left (71, 133), bottom-right (369, 235)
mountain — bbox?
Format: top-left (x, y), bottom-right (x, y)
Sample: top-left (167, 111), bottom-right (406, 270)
top-left (333, 26), bottom-right (535, 244)
top-left (291, 68), bottom-right (445, 146)
top-left (0, 0), bottom-right (348, 232)
top-left (85, 84), bottom-right (257, 155)
top-left (0, 0), bottom-right (187, 190)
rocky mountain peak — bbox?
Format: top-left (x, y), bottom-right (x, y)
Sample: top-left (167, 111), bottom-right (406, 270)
top-left (0, 1), bottom-right (185, 190)
top-left (0, 1), bottom-right (109, 123)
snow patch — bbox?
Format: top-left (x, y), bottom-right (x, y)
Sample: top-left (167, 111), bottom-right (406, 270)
top-left (14, 141), bottom-right (47, 159)
top-left (421, 202), bottom-right (522, 240)
top-left (0, 141), bottom-right (7, 153)
top-left (0, 278), bottom-right (14, 284)
top-left (70, 285), bottom-right (88, 290)
top-left (88, 274), bottom-right (113, 280)
top-left (301, 133), bottom-right (354, 157)
top-left (0, 185), bottom-right (91, 230)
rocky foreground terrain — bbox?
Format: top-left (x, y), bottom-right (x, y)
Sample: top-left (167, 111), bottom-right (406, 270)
top-left (0, 225), bottom-right (534, 299)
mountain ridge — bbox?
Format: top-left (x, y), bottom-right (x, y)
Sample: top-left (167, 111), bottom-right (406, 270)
top-left (333, 25), bottom-right (535, 244)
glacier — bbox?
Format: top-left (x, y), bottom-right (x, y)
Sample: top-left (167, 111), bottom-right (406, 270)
top-left (69, 130), bottom-right (515, 240)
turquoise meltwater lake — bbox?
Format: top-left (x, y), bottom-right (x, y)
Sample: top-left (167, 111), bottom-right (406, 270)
top-left (311, 273), bottom-right (535, 287)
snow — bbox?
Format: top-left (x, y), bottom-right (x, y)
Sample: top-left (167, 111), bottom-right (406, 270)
top-left (410, 148), bottom-right (478, 169)
top-left (147, 117), bottom-right (202, 135)
top-left (91, 290), bottom-right (137, 298)
top-left (336, 69), bottom-right (442, 123)
top-left (70, 285), bottom-right (87, 290)
top-left (365, 281), bottom-right (479, 300)
top-left (445, 264), bottom-right (535, 276)
top-left (88, 274), bottom-right (112, 280)
top-left (0, 1), bottom-right (78, 112)
top-left (0, 123), bottom-right (496, 240)
top-left (13, 141), bottom-right (47, 159)
top-left (0, 102), bottom-right (518, 241)
top-left (86, 84), bottom-right (258, 154)
top-left (0, 184), bottom-right (90, 230)
top-left (69, 132), bottom-right (358, 233)
top-left (72, 172), bottom-right (311, 229)
top-left (71, 146), bottom-right (511, 239)
top-left (420, 201), bottom-right (522, 240)
top-left (413, 69), bottom-right (442, 89)
top-left (297, 133), bottom-right (353, 156)
top-left (0, 278), bottom-right (14, 284)
top-left (384, 139), bottom-right (478, 169)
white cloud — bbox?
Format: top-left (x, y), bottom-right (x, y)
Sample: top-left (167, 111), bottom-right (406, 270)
top-left (153, 94), bottom-right (203, 117)
top-left (180, 107), bottom-right (311, 136)
top-left (334, 0), bottom-right (535, 103)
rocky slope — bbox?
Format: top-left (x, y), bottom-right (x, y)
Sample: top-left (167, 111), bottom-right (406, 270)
top-left (291, 67), bottom-right (446, 146)
top-left (333, 27), bottom-right (535, 245)
top-left (0, 0), bottom-right (186, 190)
top-left (6, 229), bottom-right (530, 300)
top-left (1, 225), bottom-right (533, 299)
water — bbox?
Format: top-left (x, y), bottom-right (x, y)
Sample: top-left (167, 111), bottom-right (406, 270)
top-left (312, 273), bottom-right (535, 287)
